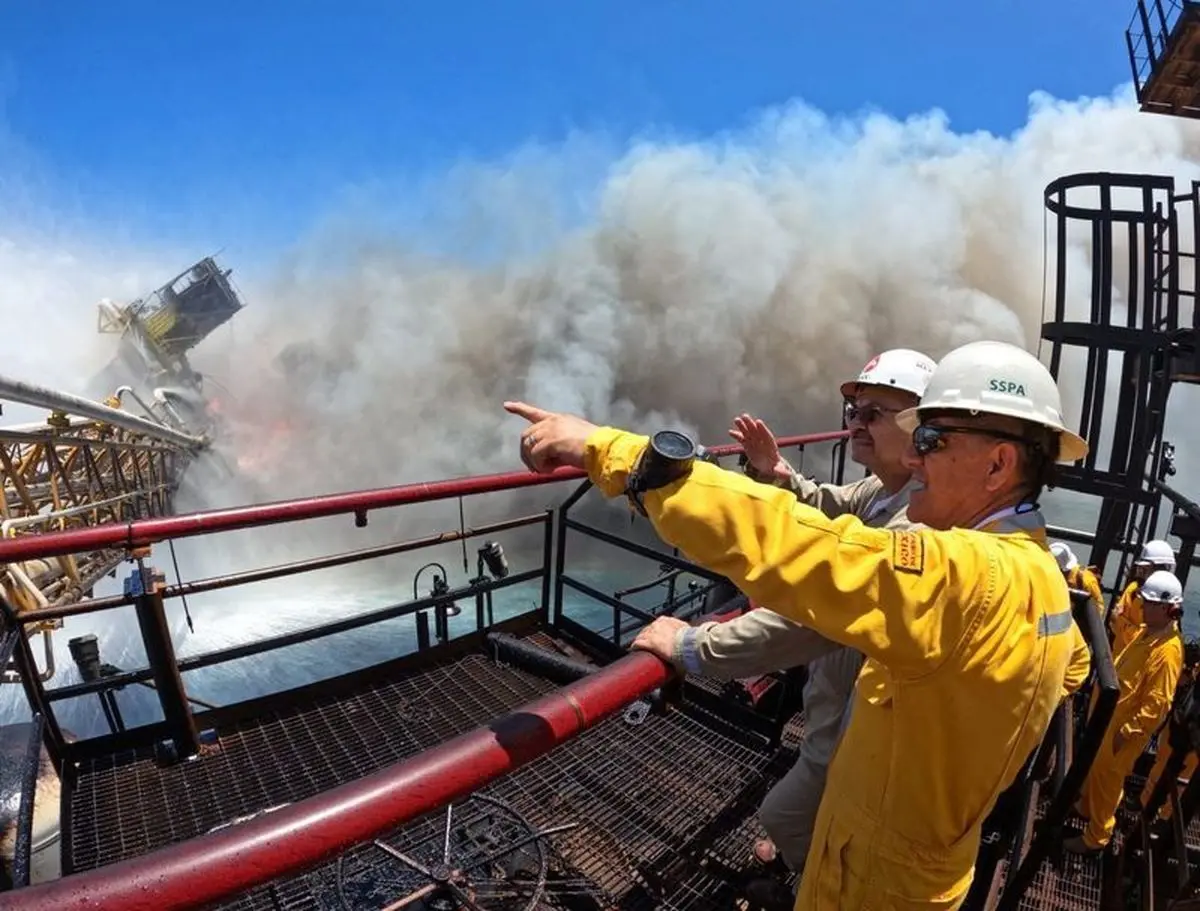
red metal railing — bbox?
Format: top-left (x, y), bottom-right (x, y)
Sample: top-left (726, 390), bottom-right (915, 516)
top-left (0, 430), bottom-right (848, 563)
top-left (4, 652), bottom-right (672, 911)
top-left (0, 426), bottom-right (847, 909)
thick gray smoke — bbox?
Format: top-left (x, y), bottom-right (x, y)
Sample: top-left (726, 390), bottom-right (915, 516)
top-left (7, 86), bottom-right (1200, 594)
top-left (163, 88), bottom-right (1200, 535)
top-left (8, 84), bottom-right (1200, 715)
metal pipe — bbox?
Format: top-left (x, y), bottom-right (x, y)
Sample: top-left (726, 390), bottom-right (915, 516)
top-left (133, 587), bottom-right (199, 758)
top-left (1, 489), bottom-right (167, 536)
top-left (5, 650), bottom-right (673, 911)
top-left (6, 564), bottom-right (48, 609)
top-left (0, 375), bottom-right (205, 449)
top-left (484, 631), bottom-right (596, 683)
top-left (112, 386), bottom-right (160, 422)
top-left (0, 429), bottom-right (849, 564)
top-left (21, 513), bottom-right (545, 624)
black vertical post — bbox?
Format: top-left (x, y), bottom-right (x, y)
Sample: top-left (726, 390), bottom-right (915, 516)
top-left (133, 584), bottom-right (200, 759)
top-left (473, 591), bottom-right (486, 635)
top-left (1153, 0), bottom-right (1170, 55)
top-left (553, 512), bottom-right (569, 628)
top-left (1176, 534), bottom-right (1196, 589)
top-left (553, 480), bottom-right (592, 628)
top-left (1140, 1), bottom-right (1159, 68)
top-left (10, 712), bottom-right (44, 889)
top-left (0, 601), bottom-right (64, 777)
top-left (415, 611), bottom-right (431, 651)
top-left (434, 601), bottom-right (450, 643)
top-left (539, 510), bottom-right (553, 625)
top-left (1126, 29), bottom-right (1142, 97)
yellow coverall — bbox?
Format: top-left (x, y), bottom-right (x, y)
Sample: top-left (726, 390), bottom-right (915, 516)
top-left (1065, 565), bottom-right (1104, 618)
top-left (671, 474), bottom-right (922, 871)
top-left (674, 475), bottom-right (920, 675)
top-left (1076, 626), bottom-right (1184, 848)
top-left (588, 429), bottom-right (1078, 910)
top-left (1110, 582), bottom-right (1144, 655)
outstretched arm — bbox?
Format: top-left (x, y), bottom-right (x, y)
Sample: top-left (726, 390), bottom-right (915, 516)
top-left (583, 426), bottom-right (992, 679)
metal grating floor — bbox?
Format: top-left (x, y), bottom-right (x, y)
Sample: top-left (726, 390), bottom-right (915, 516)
top-left (67, 632), bottom-right (800, 911)
top-left (988, 770), bottom-right (1200, 911)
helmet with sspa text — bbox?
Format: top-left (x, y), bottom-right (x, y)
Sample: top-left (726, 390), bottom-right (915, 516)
top-left (895, 340), bottom-right (1089, 463)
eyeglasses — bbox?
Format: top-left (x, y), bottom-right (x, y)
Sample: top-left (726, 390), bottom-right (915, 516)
top-left (843, 400), bottom-right (901, 426)
top-left (912, 423), bottom-right (1034, 456)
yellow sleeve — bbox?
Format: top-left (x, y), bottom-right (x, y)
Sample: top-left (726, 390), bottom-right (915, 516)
top-left (1061, 621), bottom-right (1091, 697)
top-left (1110, 582), bottom-right (1144, 653)
top-left (585, 428), bottom-right (993, 679)
top-left (1083, 570), bottom-right (1105, 616)
top-left (1120, 638), bottom-right (1184, 743)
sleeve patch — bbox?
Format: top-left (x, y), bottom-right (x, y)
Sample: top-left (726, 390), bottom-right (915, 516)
top-left (892, 531), bottom-right (925, 575)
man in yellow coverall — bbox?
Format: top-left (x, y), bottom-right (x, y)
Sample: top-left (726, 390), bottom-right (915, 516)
top-left (1066, 569), bottom-right (1185, 853)
top-left (1110, 539), bottom-right (1177, 653)
top-left (1138, 644), bottom-right (1199, 821)
top-left (1050, 542), bottom-right (1104, 617)
top-left (635, 348), bottom-right (935, 887)
top-left (505, 338), bottom-right (1089, 910)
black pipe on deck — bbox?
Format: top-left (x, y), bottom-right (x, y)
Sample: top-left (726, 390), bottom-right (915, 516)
top-left (485, 632), bottom-right (598, 684)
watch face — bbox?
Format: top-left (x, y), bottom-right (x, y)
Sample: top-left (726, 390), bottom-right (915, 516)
top-left (653, 430), bottom-right (695, 460)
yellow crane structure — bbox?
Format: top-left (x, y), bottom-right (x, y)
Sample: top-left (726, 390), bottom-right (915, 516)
top-left (0, 257), bottom-right (244, 679)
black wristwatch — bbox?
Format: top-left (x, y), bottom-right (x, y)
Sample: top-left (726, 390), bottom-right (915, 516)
top-left (626, 430), bottom-right (701, 516)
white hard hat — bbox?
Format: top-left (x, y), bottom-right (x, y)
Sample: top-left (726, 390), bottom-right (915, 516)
top-left (839, 348), bottom-right (937, 399)
top-left (1140, 570), bottom-right (1184, 604)
top-left (1050, 541), bottom-right (1078, 572)
top-left (1137, 539), bottom-right (1176, 568)
top-left (895, 340), bottom-right (1089, 463)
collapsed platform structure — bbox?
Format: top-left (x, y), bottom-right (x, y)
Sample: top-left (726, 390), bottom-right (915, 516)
top-left (0, 258), bottom-right (242, 685)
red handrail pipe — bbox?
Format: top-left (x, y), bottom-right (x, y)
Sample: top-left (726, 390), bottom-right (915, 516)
top-left (0, 430), bottom-right (847, 563)
top-left (1, 651), bottom-right (674, 910)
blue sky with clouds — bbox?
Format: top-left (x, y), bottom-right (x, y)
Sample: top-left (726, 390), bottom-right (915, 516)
top-left (0, 0), bottom-right (1139, 256)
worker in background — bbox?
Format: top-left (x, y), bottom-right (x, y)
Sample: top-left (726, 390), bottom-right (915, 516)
top-left (1137, 638), bottom-right (1200, 821)
top-left (636, 349), bottom-right (935, 900)
top-left (1110, 540), bottom-right (1177, 653)
top-left (505, 338), bottom-right (1089, 910)
top-left (1050, 542), bottom-right (1104, 617)
top-left (1067, 570), bottom-right (1186, 854)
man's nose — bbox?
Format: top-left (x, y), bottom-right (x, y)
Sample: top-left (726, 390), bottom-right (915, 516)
top-left (900, 442), bottom-right (923, 471)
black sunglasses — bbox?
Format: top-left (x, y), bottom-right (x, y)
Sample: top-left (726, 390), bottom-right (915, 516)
top-left (843, 400), bottom-right (902, 426)
top-left (912, 423), bottom-right (1035, 456)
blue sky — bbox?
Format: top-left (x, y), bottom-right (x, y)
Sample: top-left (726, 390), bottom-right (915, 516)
top-left (0, 0), bottom-right (1139, 257)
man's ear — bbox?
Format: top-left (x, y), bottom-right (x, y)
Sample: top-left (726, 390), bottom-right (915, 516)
top-left (984, 441), bottom-right (1022, 493)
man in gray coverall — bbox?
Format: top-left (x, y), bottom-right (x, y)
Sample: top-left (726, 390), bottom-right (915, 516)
top-left (631, 347), bottom-right (935, 893)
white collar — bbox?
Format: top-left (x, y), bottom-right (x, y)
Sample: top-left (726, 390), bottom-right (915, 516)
top-left (973, 502), bottom-right (1041, 533)
top-left (864, 477), bottom-right (920, 521)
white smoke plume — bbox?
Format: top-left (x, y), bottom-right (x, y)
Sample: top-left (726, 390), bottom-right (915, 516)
top-left (185, 88), bottom-right (1200, 500)
top-left (6, 85), bottom-right (1200, 607)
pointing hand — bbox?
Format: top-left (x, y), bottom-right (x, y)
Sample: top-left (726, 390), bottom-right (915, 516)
top-left (504, 401), bottom-right (600, 473)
